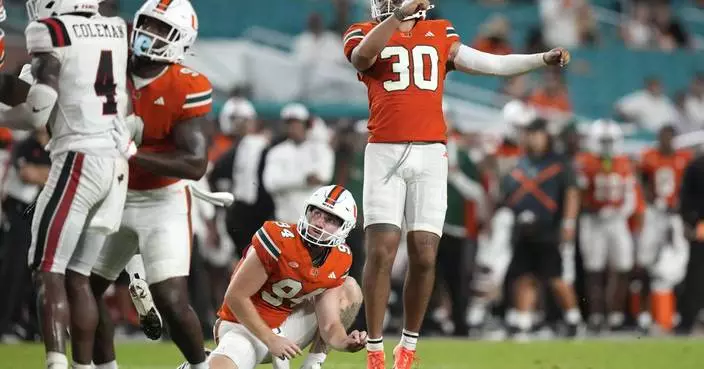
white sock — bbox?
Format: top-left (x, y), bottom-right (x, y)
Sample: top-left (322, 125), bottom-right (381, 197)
top-left (608, 312), bottom-right (624, 327)
top-left (515, 311), bottom-right (532, 331)
top-left (564, 308), bottom-right (582, 325)
top-left (400, 329), bottom-right (418, 351)
top-left (366, 336), bottom-right (384, 352)
top-left (588, 314), bottom-right (604, 326)
top-left (190, 362), bottom-right (208, 369)
top-left (72, 364), bottom-right (91, 369)
top-left (46, 352), bottom-right (68, 369)
top-left (467, 302), bottom-right (487, 326)
top-left (301, 352), bottom-right (327, 368)
top-left (95, 361), bottom-right (118, 369)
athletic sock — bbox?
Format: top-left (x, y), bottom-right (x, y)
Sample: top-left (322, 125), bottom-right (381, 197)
top-left (400, 329), bottom-right (418, 351)
top-left (95, 361), bottom-right (119, 369)
top-left (366, 336), bottom-right (384, 352)
top-left (46, 352), bottom-right (68, 369)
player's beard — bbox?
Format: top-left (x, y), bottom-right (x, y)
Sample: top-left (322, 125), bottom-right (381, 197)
top-left (130, 55), bottom-right (169, 76)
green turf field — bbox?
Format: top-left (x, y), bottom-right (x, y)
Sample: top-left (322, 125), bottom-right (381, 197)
top-left (2, 338), bottom-right (704, 369)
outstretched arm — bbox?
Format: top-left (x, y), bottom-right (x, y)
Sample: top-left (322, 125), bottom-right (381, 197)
top-left (129, 116), bottom-right (208, 180)
top-left (447, 41), bottom-right (569, 76)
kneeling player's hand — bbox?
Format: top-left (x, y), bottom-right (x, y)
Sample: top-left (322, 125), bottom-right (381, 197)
top-left (266, 335), bottom-right (302, 360)
top-left (342, 330), bottom-right (368, 352)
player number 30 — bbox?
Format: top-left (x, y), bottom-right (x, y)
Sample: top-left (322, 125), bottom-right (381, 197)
top-left (381, 45), bottom-right (439, 92)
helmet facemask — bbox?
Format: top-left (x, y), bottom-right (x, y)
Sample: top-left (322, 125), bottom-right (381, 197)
top-left (297, 205), bottom-right (352, 248)
top-left (131, 13), bottom-right (191, 63)
top-left (370, 0), bottom-right (434, 22)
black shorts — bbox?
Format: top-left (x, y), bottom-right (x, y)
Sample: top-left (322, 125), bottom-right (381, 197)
top-left (509, 235), bottom-right (562, 280)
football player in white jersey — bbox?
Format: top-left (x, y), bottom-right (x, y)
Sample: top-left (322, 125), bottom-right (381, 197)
top-left (22, 1), bottom-right (132, 368)
top-left (89, 1), bottom-right (213, 369)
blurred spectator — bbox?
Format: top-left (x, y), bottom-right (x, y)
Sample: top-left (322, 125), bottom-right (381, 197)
top-left (263, 103), bottom-right (334, 223)
top-left (673, 91), bottom-right (696, 134)
top-left (211, 88), bottom-right (255, 162)
top-left (652, 0), bottom-right (690, 50)
top-left (292, 13), bottom-right (344, 64)
top-left (472, 14), bottom-right (512, 55)
top-left (684, 73), bottom-right (704, 129)
top-left (500, 75), bottom-right (530, 101)
top-left (528, 69), bottom-right (573, 117)
top-left (539, 0), bottom-right (590, 48)
top-left (621, 1), bottom-right (654, 49)
top-left (615, 77), bottom-right (678, 132)
top-left (576, 0), bottom-right (599, 46)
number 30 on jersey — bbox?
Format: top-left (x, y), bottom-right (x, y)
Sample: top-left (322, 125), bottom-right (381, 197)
top-left (381, 45), bottom-right (439, 92)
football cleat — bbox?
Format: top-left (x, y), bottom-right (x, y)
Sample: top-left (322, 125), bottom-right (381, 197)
top-left (392, 345), bottom-right (417, 369)
top-left (366, 350), bottom-right (385, 369)
top-left (128, 276), bottom-right (163, 340)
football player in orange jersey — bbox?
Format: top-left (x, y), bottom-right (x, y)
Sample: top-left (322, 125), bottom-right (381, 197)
top-left (87, 1), bottom-right (213, 369)
top-left (343, 1), bottom-right (570, 366)
top-left (576, 120), bottom-right (637, 333)
top-left (635, 125), bottom-right (692, 332)
top-left (208, 185), bottom-right (366, 369)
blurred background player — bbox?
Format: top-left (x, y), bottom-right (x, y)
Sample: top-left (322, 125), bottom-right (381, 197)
top-left (23, 1), bottom-right (131, 368)
top-left (498, 117), bottom-right (582, 339)
top-left (208, 185), bottom-right (365, 369)
top-left (636, 125), bottom-right (692, 332)
top-left (576, 120), bottom-right (636, 333)
top-left (89, 1), bottom-right (212, 369)
top-left (342, 1), bottom-right (570, 367)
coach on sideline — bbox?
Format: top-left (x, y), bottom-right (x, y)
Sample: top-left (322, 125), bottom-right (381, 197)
top-left (497, 117), bottom-right (582, 339)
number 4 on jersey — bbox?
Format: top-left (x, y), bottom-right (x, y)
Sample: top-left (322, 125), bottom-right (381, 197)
top-left (94, 50), bottom-right (117, 115)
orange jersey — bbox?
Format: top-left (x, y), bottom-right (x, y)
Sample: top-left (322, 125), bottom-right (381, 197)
top-left (639, 148), bottom-right (693, 209)
top-left (575, 152), bottom-right (635, 211)
top-left (128, 64), bottom-right (212, 190)
top-left (343, 20), bottom-right (459, 143)
top-left (218, 221), bottom-right (353, 328)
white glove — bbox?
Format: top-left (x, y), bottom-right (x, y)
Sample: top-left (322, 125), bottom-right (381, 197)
top-left (112, 118), bottom-right (137, 159)
top-left (125, 114), bottom-right (144, 145)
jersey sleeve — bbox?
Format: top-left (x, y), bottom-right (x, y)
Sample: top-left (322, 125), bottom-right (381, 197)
top-left (177, 68), bottom-right (213, 121)
top-left (443, 20), bottom-right (460, 50)
top-left (251, 222), bottom-right (282, 274)
top-left (342, 23), bottom-right (371, 62)
top-left (25, 18), bottom-right (71, 54)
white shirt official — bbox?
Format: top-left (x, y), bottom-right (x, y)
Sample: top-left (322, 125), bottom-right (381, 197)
top-left (263, 138), bottom-right (334, 223)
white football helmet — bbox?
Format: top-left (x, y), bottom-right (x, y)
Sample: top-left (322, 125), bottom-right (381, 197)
top-left (0, 0), bottom-right (6, 23)
top-left (131, 0), bottom-right (198, 63)
top-left (589, 119), bottom-right (622, 155)
top-left (26, 0), bottom-right (100, 21)
top-left (370, 0), bottom-right (434, 22)
top-left (297, 185), bottom-right (357, 248)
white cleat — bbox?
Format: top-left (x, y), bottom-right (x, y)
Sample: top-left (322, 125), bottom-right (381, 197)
top-left (128, 275), bottom-right (163, 340)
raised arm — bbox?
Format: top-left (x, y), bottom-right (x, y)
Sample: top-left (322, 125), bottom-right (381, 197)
top-left (350, 0), bottom-right (430, 71)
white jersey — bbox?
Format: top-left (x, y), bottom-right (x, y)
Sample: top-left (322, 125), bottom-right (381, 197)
top-left (25, 14), bottom-right (129, 158)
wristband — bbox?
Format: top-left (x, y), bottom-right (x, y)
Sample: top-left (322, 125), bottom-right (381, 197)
top-left (393, 8), bottom-right (405, 21)
top-left (562, 219), bottom-right (576, 230)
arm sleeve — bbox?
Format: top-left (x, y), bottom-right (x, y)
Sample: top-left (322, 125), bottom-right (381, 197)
top-left (177, 72), bottom-right (213, 121)
top-left (453, 44), bottom-right (546, 76)
top-left (262, 145), bottom-right (307, 194)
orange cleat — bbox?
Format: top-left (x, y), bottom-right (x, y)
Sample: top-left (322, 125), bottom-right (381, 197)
top-left (392, 345), bottom-right (417, 369)
top-left (367, 350), bottom-right (386, 369)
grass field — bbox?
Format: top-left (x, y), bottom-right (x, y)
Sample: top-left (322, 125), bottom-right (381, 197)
top-left (2, 338), bottom-right (704, 369)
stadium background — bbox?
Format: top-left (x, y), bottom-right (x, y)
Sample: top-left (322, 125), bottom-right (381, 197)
top-left (1, 0), bottom-right (704, 368)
